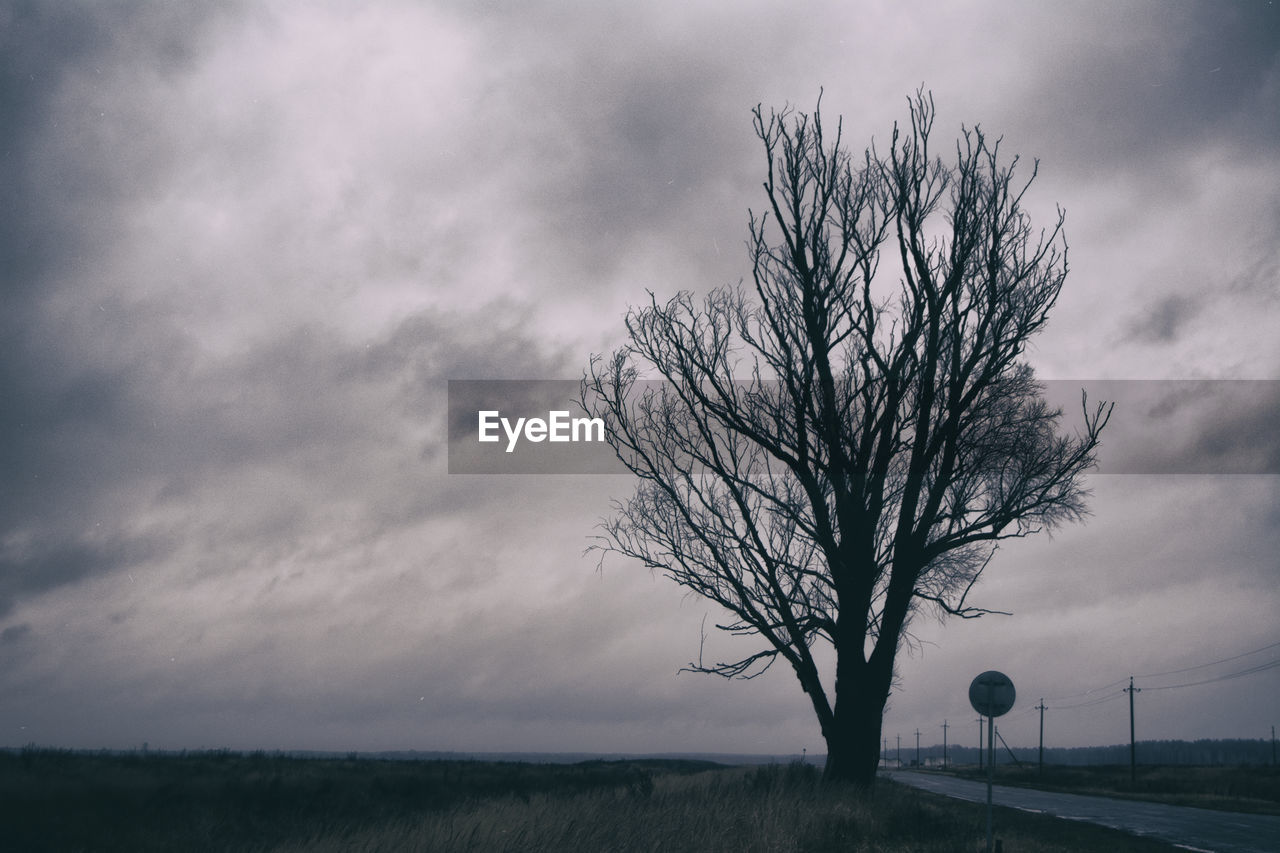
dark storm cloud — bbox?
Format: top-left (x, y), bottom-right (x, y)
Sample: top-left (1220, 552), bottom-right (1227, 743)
top-left (1173, 1), bottom-right (1280, 150)
top-left (1004, 1), bottom-right (1280, 181)
top-left (1124, 293), bottom-right (1202, 343)
top-left (0, 2), bottom-right (580, 622)
top-left (522, 59), bottom-right (749, 256)
top-left (0, 304), bottom-right (572, 615)
top-left (453, 1), bottom-right (818, 296)
top-left (0, 2), bottom-right (238, 609)
top-left (0, 316), bottom-right (195, 615)
top-left (1042, 380), bottom-right (1280, 474)
top-left (0, 540), bottom-right (155, 619)
top-left (0, 2), bottom-right (231, 303)
top-left (1177, 382), bottom-right (1280, 475)
top-left (0, 4), bottom-right (123, 303)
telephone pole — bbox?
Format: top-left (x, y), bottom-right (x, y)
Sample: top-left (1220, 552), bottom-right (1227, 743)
top-left (896, 734), bottom-right (901, 769)
top-left (1271, 725), bottom-right (1275, 765)
top-left (942, 720), bottom-right (949, 770)
top-left (915, 729), bottom-right (921, 767)
top-left (1036, 699), bottom-right (1047, 776)
top-left (1124, 676), bottom-right (1140, 785)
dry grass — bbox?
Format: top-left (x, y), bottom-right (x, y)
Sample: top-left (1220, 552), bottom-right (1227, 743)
top-left (1, 749), bottom-right (1183, 852)
top-left (262, 763), bottom-right (1180, 853)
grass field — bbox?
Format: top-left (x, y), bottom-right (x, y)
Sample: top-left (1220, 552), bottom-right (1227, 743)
top-left (0, 748), bottom-right (1189, 851)
top-left (949, 762), bottom-right (1280, 816)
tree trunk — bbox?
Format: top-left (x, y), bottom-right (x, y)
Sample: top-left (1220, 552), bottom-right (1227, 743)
top-left (822, 701), bottom-right (885, 786)
top-left (822, 656), bottom-right (894, 787)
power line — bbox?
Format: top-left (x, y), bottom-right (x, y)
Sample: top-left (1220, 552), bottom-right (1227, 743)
top-left (905, 641), bottom-right (1280, 747)
top-left (1042, 677), bottom-right (1130, 703)
top-left (1049, 689), bottom-right (1126, 711)
top-left (1135, 640), bottom-right (1280, 679)
top-left (1041, 639), bottom-right (1280, 706)
top-left (1143, 657), bottom-right (1280, 692)
top-left (1001, 704), bottom-right (1038, 722)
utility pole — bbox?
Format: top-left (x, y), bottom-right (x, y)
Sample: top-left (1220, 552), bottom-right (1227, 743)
top-left (1124, 676), bottom-right (1140, 786)
top-left (884, 737), bottom-right (888, 769)
top-left (976, 718), bottom-right (984, 770)
top-left (896, 734), bottom-right (901, 769)
top-left (942, 720), bottom-right (949, 770)
top-left (986, 715), bottom-right (995, 850)
top-left (1036, 699), bottom-right (1047, 776)
top-left (1271, 725), bottom-right (1275, 765)
top-left (915, 729), bottom-right (921, 768)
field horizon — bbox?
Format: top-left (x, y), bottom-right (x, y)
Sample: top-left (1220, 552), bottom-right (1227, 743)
top-left (5, 734), bottom-right (1275, 768)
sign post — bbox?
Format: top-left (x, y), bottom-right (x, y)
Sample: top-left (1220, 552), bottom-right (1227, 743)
top-left (969, 670), bottom-right (1016, 853)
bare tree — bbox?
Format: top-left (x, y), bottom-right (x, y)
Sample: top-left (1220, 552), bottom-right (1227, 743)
top-left (583, 91), bottom-right (1111, 787)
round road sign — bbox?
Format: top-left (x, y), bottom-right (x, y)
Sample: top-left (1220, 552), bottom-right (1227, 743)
top-left (968, 670), bottom-right (1016, 717)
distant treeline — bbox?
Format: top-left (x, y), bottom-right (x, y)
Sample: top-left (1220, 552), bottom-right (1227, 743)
top-left (887, 738), bottom-right (1276, 767)
top-left (3, 738), bottom-right (1273, 768)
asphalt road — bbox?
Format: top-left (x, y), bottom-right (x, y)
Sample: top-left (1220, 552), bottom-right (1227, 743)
top-left (887, 770), bottom-right (1280, 853)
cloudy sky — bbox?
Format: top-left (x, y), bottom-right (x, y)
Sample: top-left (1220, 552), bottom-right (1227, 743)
top-left (2, 0), bottom-right (1278, 758)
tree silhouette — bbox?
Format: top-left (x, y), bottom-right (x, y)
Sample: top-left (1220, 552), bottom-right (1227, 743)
top-left (583, 91), bottom-right (1111, 787)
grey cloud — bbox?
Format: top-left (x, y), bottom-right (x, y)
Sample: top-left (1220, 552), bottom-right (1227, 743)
top-left (1002, 1), bottom-right (1279, 184)
top-left (1123, 293), bottom-right (1202, 343)
top-left (1, 0), bottom-right (1276, 756)
top-left (1227, 237), bottom-right (1280, 300)
top-left (0, 3), bottom-right (244, 537)
top-left (1042, 380), bottom-right (1280, 474)
top-left (0, 1), bottom-right (583, 620)
top-left (0, 2), bottom-right (235, 301)
top-left (0, 540), bottom-right (157, 619)
top-left (460, 3), bottom-right (812, 294)
top-left (0, 301), bottom-right (573, 616)
top-left (1182, 383), bottom-right (1280, 475)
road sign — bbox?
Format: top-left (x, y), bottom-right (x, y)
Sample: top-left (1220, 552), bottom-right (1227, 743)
top-left (969, 669), bottom-right (1016, 853)
top-left (969, 670), bottom-right (1016, 717)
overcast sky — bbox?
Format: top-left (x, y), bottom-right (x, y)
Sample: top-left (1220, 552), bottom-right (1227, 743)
top-left (2, 0), bottom-right (1278, 758)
